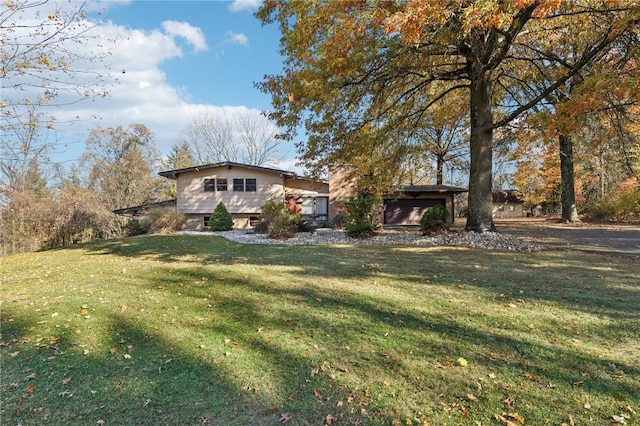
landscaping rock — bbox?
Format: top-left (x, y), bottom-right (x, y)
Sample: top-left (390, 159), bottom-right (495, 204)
top-left (183, 228), bottom-right (544, 252)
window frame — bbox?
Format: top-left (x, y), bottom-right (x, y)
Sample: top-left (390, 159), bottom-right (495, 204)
top-left (232, 178), bottom-right (257, 192)
top-left (204, 179), bottom-right (216, 192)
top-left (216, 178), bottom-right (228, 192)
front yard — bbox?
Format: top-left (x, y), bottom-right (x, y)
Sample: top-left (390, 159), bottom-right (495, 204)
top-left (1, 235), bottom-right (638, 425)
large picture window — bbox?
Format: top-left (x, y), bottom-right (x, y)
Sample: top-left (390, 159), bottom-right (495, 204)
top-left (300, 197), bottom-right (328, 221)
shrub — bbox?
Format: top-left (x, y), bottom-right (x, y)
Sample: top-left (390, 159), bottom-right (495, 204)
top-left (207, 202), bottom-right (234, 231)
top-left (256, 198), bottom-right (305, 239)
top-left (343, 194), bottom-right (381, 238)
top-left (139, 208), bottom-right (186, 235)
top-left (330, 214), bottom-right (346, 229)
top-left (585, 183), bottom-right (640, 221)
top-left (420, 205), bottom-right (449, 235)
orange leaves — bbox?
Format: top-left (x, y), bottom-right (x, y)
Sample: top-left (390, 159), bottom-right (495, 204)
top-left (495, 412), bottom-right (525, 425)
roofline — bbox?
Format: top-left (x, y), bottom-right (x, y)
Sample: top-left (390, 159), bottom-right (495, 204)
top-left (158, 161), bottom-right (298, 180)
top-left (399, 185), bottom-right (468, 194)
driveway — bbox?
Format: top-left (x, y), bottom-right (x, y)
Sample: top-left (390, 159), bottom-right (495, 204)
top-left (491, 218), bottom-right (640, 259)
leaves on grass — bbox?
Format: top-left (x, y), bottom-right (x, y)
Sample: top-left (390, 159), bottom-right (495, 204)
top-left (457, 357), bottom-right (468, 367)
top-left (494, 412), bottom-right (524, 425)
top-left (314, 389), bottom-right (324, 400)
top-left (24, 384), bottom-right (36, 393)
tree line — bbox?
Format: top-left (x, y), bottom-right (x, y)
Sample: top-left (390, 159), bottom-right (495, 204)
top-left (2, 0), bottom-right (640, 256)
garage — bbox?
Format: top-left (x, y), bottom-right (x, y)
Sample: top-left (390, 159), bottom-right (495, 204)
top-left (383, 198), bottom-right (446, 225)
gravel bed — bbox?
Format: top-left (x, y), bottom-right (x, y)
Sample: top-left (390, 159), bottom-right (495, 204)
top-left (182, 228), bottom-right (544, 252)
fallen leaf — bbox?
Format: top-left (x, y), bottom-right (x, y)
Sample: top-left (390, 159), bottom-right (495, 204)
top-left (314, 389), bottom-right (323, 400)
top-left (457, 357), bottom-right (468, 367)
top-left (325, 414), bottom-right (335, 425)
top-left (625, 405), bottom-right (637, 415)
top-left (62, 376), bottom-right (72, 385)
top-left (279, 413), bottom-right (292, 423)
top-left (612, 415), bottom-right (626, 424)
top-left (467, 393), bottom-right (477, 401)
top-left (506, 412), bottom-right (525, 423)
top-left (24, 384), bottom-right (36, 393)
top-left (494, 414), bottom-right (518, 426)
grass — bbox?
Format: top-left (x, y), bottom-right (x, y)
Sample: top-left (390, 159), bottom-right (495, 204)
top-left (1, 234), bottom-right (638, 425)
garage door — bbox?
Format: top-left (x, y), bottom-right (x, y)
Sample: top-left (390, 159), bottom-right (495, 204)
top-left (383, 198), bottom-right (446, 225)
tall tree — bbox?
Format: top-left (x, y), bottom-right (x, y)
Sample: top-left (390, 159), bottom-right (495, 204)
top-left (181, 110), bottom-right (284, 166)
top-left (257, 1), bottom-right (640, 231)
top-left (81, 124), bottom-right (162, 211)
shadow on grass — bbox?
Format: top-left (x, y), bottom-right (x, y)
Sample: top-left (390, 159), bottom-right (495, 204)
top-left (1, 307), bottom-right (341, 425)
top-left (84, 235), bottom-right (640, 320)
top-left (20, 234), bottom-right (635, 423)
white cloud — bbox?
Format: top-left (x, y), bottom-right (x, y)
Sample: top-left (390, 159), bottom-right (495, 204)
top-left (2, 2), bottom-right (291, 166)
top-left (224, 31), bottom-right (249, 47)
top-left (162, 21), bottom-right (208, 53)
top-left (228, 0), bottom-right (262, 12)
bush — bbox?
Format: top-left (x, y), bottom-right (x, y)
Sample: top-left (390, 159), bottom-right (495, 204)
top-left (139, 208), bottom-right (186, 235)
top-left (330, 214), bottom-right (346, 229)
top-left (207, 202), bottom-right (234, 231)
top-left (256, 198), bottom-right (305, 239)
top-left (344, 194), bottom-right (381, 238)
top-left (585, 181), bottom-right (640, 221)
top-left (420, 205), bottom-right (449, 235)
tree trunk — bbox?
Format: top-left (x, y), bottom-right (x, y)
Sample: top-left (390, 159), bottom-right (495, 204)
top-left (559, 133), bottom-right (580, 222)
top-left (436, 153), bottom-right (444, 185)
top-left (466, 65), bottom-right (496, 232)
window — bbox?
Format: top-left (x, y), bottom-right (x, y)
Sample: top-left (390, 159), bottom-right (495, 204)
top-left (216, 178), bottom-right (228, 192)
top-left (497, 205), bottom-right (504, 212)
top-left (509, 205), bottom-right (516, 212)
top-left (203, 216), bottom-right (211, 229)
top-left (300, 197), bottom-right (329, 221)
top-left (204, 179), bottom-right (215, 192)
top-left (233, 178), bottom-right (257, 192)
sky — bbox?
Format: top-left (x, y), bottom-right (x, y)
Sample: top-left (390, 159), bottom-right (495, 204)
top-left (3, 0), bottom-right (303, 172)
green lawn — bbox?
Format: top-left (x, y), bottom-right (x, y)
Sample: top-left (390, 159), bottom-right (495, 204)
top-left (1, 235), bottom-right (638, 425)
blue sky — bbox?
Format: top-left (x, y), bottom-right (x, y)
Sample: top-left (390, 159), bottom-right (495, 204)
top-left (101, 1), bottom-right (282, 108)
top-left (6, 0), bottom-right (302, 170)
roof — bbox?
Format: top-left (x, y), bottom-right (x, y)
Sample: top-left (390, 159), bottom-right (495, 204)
top-left (113, 199), bottom-right (177, 216)
top-left (158, 161), bottom-right (298, 180)
top-left (401, 185), bottom-right (468, 194)
top-left (492, 190), bottom-right (524, 203)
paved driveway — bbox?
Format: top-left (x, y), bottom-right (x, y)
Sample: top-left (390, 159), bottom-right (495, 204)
top-left (492, 218), bottom-right (640, 259)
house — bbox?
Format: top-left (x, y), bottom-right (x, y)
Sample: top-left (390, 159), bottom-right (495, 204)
top-left (158, 161), bottom-right (468, 230)
top-left (158, 162), bottom-right (329, 230)
top-left (328, 167), bottom-right (467, 225)
top-left (492, 190), bottom-right (525, 218)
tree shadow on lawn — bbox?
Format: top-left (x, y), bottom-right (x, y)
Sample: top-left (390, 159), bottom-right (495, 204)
top-left (85, 235), bottom-right (640, 322)
top-left (3, 249), bottom-right (638, 425)
top-left (131, 265), bottom-right (639, 423)
top-left (1, 309), bottom-right (343, 426)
